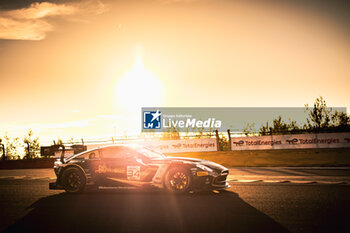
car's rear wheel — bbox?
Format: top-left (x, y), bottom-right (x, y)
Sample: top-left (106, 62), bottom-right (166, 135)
top-left (62, 167), bottom-right (86, 193)
top-left (164, 167), bottom-right (191, 194)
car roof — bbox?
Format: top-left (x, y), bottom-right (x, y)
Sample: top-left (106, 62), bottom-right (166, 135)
top-left (66, 144), bottom-right (149, 161)
top-left (66, 144), bottom-right (130, 161)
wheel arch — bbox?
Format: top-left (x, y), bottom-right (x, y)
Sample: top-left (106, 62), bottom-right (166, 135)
top-left (162, 162), bottom-right (195, 190)
top-left (57, 164), bottom-right (87, 184)
top-left (165, 162), bottom-right (194, 175)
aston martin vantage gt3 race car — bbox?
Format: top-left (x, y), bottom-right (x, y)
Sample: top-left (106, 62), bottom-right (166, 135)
top-left (50, 145), bottom-right (230, 194)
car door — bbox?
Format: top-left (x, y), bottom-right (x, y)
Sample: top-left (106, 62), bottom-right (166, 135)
top-left (92, 146), bottom-right (159, 187)
top-left (85, 149), bottom-right (102, 181)
top-left (96, 146), bottom-right (157, 187)
top-left (92, 146), bottom-right (127, 186)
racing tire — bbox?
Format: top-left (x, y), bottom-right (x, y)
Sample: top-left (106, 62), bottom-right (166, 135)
top-left (62, 167), bottom-right (86, 193)
top-left (164, 167), bottom-right (191, 194)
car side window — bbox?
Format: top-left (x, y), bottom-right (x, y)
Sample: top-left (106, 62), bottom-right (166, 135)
top-left (101, 147), bottom-right (133, 159)
top-left (77, 152), bottom-right (89, 159)
top-left (77, 150), bottom-right (100, 159)
top-left (89, 151), bottom-right (100, 159)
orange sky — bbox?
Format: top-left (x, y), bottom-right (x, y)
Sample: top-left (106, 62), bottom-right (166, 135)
top-left (0, 0), bottom-right (349, 144)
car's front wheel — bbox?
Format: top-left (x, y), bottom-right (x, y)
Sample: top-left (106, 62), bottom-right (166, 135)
top-left (164, 167), bottom-right (191, 194)
top-left (62, 167), bottom-right (86, 193)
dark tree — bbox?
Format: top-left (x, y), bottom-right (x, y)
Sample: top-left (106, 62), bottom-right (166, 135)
top-left (23, 129), bottom-right (40, 159)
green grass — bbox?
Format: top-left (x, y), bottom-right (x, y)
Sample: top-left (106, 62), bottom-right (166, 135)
top-left (166, 148), bottom-right (350, 167)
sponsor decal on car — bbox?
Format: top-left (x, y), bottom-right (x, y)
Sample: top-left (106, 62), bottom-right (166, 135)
top-left (127, 166), bottom-right (141, 180)
top-left (95, 165), bottom-right (122, 174)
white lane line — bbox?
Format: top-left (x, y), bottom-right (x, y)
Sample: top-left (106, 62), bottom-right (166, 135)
top-left (317, 181), bottom-right (348, 185)
top-left (229, 167), bottom-right (350, 170)
top-left (0, 176), bottom-right (27, 179)
top-left (228, 179), bottom-right (349, 185)
top-left (285, 180), bottom-right (316, 184)
top-left (281, 167), bottom-right (350, 170)
top-left (0, 176), bottom-right (17, 179)
top-left (29, 177), bottom-right (56, 180)
top-left (228, 175), bottom-right (350, 181)
top-left (228, 167), bottom-right (350, 178)
top-left (230, 180), bottom-right (263, 183)
top-left (0, 176), bottom-right (55, 180)
top-left (263, 180), bottom-right (290, 183)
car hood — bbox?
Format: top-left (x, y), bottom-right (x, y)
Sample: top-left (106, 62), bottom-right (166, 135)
top-left (154, 156), bottom-right (228, 171)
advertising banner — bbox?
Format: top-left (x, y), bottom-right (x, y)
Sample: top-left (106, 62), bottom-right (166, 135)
top-left (141, 138), bottom-right (217, 153)
top-left (85, 138), bottom-right (217, 153)
top-left (231, 132), bottom-right (350, 150)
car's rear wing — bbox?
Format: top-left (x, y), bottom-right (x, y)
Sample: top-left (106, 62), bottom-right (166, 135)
top-left (40, 145), bottom-right (87, 163)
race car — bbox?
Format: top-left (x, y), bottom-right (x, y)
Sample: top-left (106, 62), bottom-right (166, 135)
top-left (49, 144), bottom-right (230, 194)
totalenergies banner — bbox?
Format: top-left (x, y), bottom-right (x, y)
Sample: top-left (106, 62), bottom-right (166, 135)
top-left (85, 138), bottom-right (217, 153)
top-left (142, 138), bottom-right (217, 153)
top-left (231, 132), bottom-right (350, 150)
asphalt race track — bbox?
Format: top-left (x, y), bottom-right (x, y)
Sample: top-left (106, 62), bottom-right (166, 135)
top-left (1, 168), bottom-right (350, 233)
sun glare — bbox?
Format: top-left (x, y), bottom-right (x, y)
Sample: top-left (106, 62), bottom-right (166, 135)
top-left (116, 54), bottom-right (164, 113)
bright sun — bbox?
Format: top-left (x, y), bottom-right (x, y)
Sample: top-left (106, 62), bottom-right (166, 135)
top-left (116, 54), bottom-right (164, 113)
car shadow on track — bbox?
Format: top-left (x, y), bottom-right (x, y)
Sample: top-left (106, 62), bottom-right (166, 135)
top-left (3, 190), bottom-right (290, 233)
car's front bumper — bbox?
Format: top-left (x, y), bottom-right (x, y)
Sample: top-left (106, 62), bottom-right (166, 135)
top-left (192, 172), bottom-right (231, 191)
top-left (211, 181), bottom-right (231, 190)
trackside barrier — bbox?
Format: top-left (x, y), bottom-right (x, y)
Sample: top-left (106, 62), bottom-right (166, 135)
top-left (85, 138), bottom-right (218, 153)
top-left (230, 132), bottom-right (350, 150)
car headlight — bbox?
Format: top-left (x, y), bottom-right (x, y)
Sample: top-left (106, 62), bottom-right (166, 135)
top-left (197, 171), bottom-right (209, 176)
top-left (196, 164), bottom-right (213, 172)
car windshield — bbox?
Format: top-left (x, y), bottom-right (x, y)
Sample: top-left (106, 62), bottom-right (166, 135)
top-left (136, 147), bottom-right (166, 160)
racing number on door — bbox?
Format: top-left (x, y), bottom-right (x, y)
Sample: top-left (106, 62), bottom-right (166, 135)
top-left (127, 166), bottom-right (140, 180)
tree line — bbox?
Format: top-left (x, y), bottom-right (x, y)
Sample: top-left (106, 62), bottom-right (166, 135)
top-left (1, 97), bottom-right (349, 160)
top-left (0, 129), bottom-right (40, 160)
top-left (244, 97), bottom-right (350, 136)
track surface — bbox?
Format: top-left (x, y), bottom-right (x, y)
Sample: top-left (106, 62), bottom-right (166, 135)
top-left (0, 168), bottom-right (350, 233)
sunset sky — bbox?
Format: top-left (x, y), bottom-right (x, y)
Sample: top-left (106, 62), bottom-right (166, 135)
top-left (0, 0), bottom-right (349, 144)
